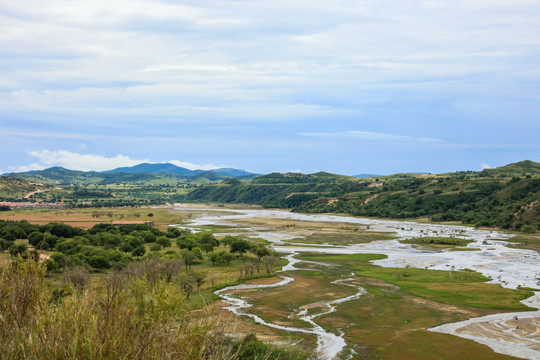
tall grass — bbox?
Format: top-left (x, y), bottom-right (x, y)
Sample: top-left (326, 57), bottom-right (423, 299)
top-left (0, 259), bottom-right (307, 359)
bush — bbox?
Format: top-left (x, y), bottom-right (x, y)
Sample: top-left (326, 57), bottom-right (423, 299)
top-left (0, 238), bottom-right (13, 251)
top-left (8, 243), bottom-right (27, 257)
top-left (150, 243), bottom-right (162, 252)
top-left (131, 245), bottom-right (146, 257)
top-left (156, 235), bottom-right (171, 248)
top-left (89, 255), bottom-right (110, 270)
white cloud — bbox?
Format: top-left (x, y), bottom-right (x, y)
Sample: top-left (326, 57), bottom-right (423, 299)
top-left (481, 162), bottom-right (492, 170)
top-left (27, 150), bottom-right (149, 172)
top-left (299, 131), bottom-right (445, 143)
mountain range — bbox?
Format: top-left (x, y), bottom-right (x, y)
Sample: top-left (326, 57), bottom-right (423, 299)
top-left (3, 163), bottom-right (258, 185)
top-left (104, 163), bottom-right (254, 178)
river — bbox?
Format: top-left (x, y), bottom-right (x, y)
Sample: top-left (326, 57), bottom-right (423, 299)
top-left (171, 205), bottom-right (540, 360)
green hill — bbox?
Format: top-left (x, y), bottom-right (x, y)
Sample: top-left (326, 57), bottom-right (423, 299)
top-left (0, 177), bottom-right (63, 202)
top-left (184, 171), bottom-right (360, 207)
top-left (5, 166), bottom-right (227, 186)
top-left (184, 161), bottom-right (540, 230)
top-left (479, 160), bottom-right (540, 177)
top-left (2, 160), bottom-right (539, 230)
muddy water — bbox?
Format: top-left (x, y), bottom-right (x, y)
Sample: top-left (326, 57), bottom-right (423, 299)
top-left (172, 205), bottom-right (540, 360)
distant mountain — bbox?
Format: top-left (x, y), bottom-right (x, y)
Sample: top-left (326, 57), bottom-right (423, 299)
top-left (105, 163), bottom-right (257, 178)
top-left (192, 171), bottom-right (227, 181)
top-left (352, 174), bottom-right (383, 178)
top-left (211, 168), bottom-right (253, 178)
top-left (4, 163), bottom-right (257, 185)
top-left (105, 163), bottom-right (196, 175)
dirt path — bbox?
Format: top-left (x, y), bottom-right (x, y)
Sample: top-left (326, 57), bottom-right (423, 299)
top-left (23, 187), bottom-right (61, 199)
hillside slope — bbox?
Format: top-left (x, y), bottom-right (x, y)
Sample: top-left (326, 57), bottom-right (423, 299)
top-left (185, 161), bottom-right (540, 230)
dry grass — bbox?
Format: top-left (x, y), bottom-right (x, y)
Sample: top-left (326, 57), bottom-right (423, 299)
top-left (0, 207), bottom-right (188, 230)
top-left (0, 259), bottom-right (310, 360)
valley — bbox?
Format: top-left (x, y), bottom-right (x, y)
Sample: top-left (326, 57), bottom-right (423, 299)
top-left (1, 160), bottom-right (539, 359)
top-left (173, 205), bottom-right (539, 359)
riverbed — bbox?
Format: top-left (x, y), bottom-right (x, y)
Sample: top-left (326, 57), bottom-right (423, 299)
top-left (172, 205), bottom-right (540, 360)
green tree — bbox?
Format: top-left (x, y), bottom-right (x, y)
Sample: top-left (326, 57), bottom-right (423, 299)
top-left (131, 245), bottom-right (146, 257)
top-left (199, 233), bottom-right (218, 246)
top-left (230, 239), bottom-right (251, 255)
top-left (209, 252), bottom-right (220, 266)
top-left (251, 245), bottom-right (270, 261)
top-left (221, 252), bottom-right (234, 265)
top-left (28, 231), bottom-right (45, 247)
top-left (150, 243), bottom-right (162, 252)
top-left (156, 236), bottom-right (171, 248)
top-left (9, 243), bottom-right (27, 257)
top-left (191, 247), bottom-right (203, 260)
top-left (180, 249), bottom-right (196, 269)
top-left (89, 255), bottom-right (109, 270)
top-left (176, 236), bottom-right (196, 250)
top-left (189, 270), bottom-right (207, 291)
top-left (0, 238), bottom-right (13, 251)
top-left (201, 243), bottom-right (214, 254)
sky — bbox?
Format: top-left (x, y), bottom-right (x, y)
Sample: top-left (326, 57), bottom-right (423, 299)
top-left (1, 0), bottom-right (539, 176)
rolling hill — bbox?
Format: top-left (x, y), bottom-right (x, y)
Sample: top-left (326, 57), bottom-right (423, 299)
top-left (4, 163), bottom-right (257, 185)
top-left (1, 160), bottom-right (539, 230)
top-left (184, 161), bottom-right (540, 230)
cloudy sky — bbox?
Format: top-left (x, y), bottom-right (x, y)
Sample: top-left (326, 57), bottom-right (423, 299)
top-left (1, 0), bottom-right (539, 175)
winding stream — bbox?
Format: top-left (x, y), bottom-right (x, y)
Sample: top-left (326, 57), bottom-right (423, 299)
top-left (172, 205), bottom-right (540, 360)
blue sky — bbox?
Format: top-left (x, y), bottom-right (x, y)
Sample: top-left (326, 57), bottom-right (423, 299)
top-left (1, 0), bottom-right (539, 175)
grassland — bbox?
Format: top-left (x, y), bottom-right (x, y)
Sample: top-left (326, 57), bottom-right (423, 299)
top-left (217, 250), bottom-right (531, 359)
top-left (299, 253), bottom-right (532, 310)
top-left (400, 237), bottom-right (473, 249)
top-left (504, 234), bottom-right (540, 253)
top-left (0, 206), bottom-right (187, 230)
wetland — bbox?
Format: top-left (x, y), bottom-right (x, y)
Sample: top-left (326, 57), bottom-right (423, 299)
top-left (173, 204), bottom-right (540, 360)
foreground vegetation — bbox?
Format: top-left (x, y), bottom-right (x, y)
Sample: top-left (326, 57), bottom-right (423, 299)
top-left (0, 259), bottom-right (309, 359)
top-left (0, 209), bottom-right (313, 359)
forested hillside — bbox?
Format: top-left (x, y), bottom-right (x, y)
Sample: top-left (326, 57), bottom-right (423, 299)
top-left (185, 161), bottom-right (540, 230)
top-left (2, 161), bottom-right (539, 230)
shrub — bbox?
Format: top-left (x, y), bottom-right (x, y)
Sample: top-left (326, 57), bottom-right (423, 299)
top-left (0, 261), bottom-right (220, 359)
top-left (131, 245), bottom-right (146, 257)
top-left (150, 243), bottom-right (162, 252)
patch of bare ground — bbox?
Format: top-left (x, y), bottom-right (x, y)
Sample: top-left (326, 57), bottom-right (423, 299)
top-left (402, 295), bottom-right (486, 318)
top-left (236, 216), bottom-right (395, 246)
top-left (456, 317), bottom-right (540, 353)
top-left (362, 193), bottom-right (379, 205)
